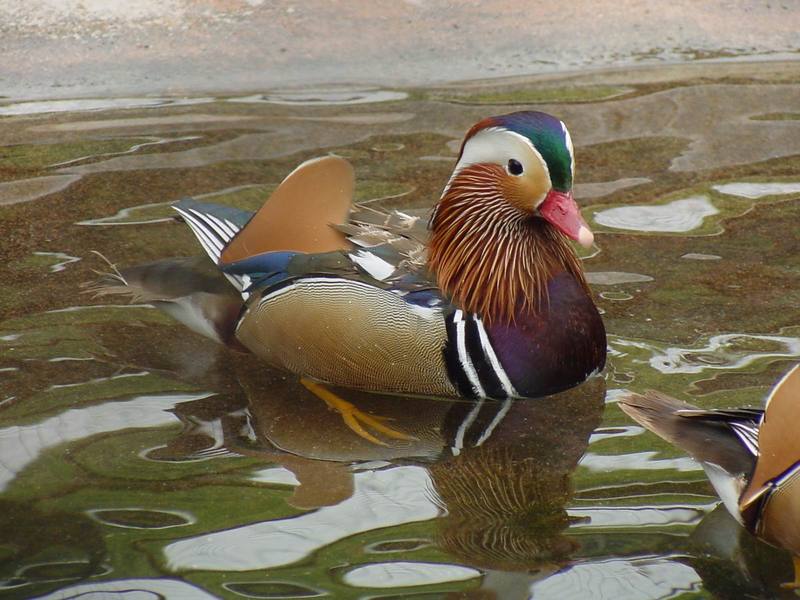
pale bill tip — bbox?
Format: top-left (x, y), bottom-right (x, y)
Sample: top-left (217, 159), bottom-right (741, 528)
top-left (578, 226), bottom-right (594, 249)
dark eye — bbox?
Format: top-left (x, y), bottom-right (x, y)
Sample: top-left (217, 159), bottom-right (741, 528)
top-left (507, 159), bottom-right (523, 176)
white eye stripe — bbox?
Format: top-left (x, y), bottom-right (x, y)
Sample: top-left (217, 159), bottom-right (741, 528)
top-left (442, 127), bottom-right (551, 198)
top-left (561, 120), bottom-right (575, 179)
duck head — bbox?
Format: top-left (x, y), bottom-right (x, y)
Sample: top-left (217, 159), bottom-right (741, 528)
top-left (429, 111), bottom-right (593, 324)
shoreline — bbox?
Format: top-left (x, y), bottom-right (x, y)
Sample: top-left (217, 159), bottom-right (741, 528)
top-left (1, 1), bottom-right (798, 101)
top-left (2, 56), bottom-right (800, 106)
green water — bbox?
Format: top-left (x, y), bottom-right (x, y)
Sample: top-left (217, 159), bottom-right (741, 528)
top-left (1, 61), bottom-right (800, 599)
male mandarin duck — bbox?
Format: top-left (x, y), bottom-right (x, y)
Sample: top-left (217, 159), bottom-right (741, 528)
top-left (620, 365), bottom-right (800, 588)
top-left (92, 111), bottom-right (606, 402)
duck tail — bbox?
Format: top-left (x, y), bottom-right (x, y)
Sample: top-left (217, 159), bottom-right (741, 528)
top-left (618, 391), bottom-right (699, 444)
top-left (83, 254), bottom-right (245, 346)
top-left (619, 391), bottom-right (758, 476)
top-left (81, 250), bottom-right (155, 303)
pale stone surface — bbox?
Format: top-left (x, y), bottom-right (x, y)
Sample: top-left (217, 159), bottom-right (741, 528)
top-left (0, 1), bottom-right (798, 99)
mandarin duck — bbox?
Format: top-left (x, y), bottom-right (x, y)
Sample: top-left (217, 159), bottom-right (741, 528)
top-left (619, 365), bottom-right (800, 588)
top-left (91, 111), bottom-right (605, 404)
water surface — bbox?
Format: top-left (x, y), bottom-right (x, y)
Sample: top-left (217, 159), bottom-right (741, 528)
top-left (1, 61), bottom-right (800, 599)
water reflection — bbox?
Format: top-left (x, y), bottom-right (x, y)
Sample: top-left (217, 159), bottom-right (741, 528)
top-left (713, 180), bottom-right (800, 199)
top-left (157, 366), bottom-right (605, 576)
top-left (0, 391), bottom-right (211, 492)
top-left (87, 508), bottom-right (195, 530)
top-left (0, 97), bottom-right (214, 116)
top-left (688, 506), bottom-right (797, 599)
top-left (165, 464), bottom-right (438, 571)
top-left (31, 252), bottom-right (81, 273)
top-left (228, 89), bottom-right (408, 106)
top-left (0, 175), bottom-right (80, 206)
top-left (49, 136), bottom-right (201, 169)
top-left (342, 561), bottom-right (481, 588)
top-left (33, 579), bottom-right (220, 599)
top-left (0, 501), bottom-right (106, 593)
top-left (610, 332), bottom-right (800, 375)
top-left (593, 196), bottom-right (719, 233)
top-left (2, 61), bottom-right (800, 597)
top-left (530, 557), bottom-right (702, 599)
top-left (7, 299), bottom-right (606, 595)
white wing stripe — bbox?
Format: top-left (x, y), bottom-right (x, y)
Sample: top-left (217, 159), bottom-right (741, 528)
top-left (174, 208), bottom-right (221, 251)
top-left (175, 206), bottom-right (245, 293)
top-left (188, 209), bottom-right (227, 250)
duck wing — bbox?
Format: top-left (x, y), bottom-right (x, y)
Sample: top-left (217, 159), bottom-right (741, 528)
top-left (174, 155), bottom-right (431, 294)
top-left (739, 365), bottom-right (800, 529)
top-left (220, 155), bottom-right (354, 262)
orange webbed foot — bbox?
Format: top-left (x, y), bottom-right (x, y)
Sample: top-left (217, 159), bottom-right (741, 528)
top-left (300, 378), bottom-right (417, 446)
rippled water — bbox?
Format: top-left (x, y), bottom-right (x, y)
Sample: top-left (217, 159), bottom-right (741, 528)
top-left (1, 61), bottom-right (800, 599)
top-left (593, 196), bottom-right (719, 233)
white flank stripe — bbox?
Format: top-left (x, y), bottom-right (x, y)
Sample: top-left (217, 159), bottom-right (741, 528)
top-left (254, 280), bottom-right (297, 310)
top-left (453, 310), bottom-right (485, 398)
top-left (474, 316), bottom-right (517, 398)
top-left (745, 465), bottom-right (800, 533)
top-left (474, 399), bottom-right (513, 447)
top-left (452, 398), bottom-right (485, 457)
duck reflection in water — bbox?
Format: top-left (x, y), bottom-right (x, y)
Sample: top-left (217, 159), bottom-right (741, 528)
top-left (688, 504), bottom-right (797, 600)
top-left (148, 359), bottom-right (605, 576)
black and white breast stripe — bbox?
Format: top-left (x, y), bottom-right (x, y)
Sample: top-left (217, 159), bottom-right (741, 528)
top-left (173, 204), bottom-right (250, 296)
top-left (444, 309), bottom-right (518, 399)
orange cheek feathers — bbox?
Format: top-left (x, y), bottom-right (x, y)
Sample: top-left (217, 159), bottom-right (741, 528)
top-left (500, 170), bottom-right (550, 214)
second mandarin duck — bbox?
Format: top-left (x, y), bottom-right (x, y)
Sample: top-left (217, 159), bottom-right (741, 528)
top-left (620, 365), bottom-right (800, 588)
top-left (92, 111), bottom-right (606, 400)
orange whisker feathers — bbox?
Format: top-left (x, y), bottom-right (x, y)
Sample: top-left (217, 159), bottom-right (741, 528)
top-left (428, 165), bottom-right (587, 325)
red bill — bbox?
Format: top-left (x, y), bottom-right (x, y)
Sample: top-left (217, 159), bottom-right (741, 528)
top-left (538, 189), bottom-right (594, 248)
